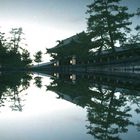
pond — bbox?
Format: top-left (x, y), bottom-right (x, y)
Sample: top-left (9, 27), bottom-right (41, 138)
top-left (0, 71), bottom-right (140, 140)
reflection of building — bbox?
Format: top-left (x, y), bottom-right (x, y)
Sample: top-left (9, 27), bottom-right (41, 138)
top-left (47, 72), bottom-right (140, 106)
top-left (47, 74), bottom-right (94, 108)
top-left (46, 72), bottom-right (140, 140)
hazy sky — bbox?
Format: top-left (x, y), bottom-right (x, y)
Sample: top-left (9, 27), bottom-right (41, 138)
top-left (0, 0), bottom-right (92, 57)
top-left (0, 0), bottom-right (140, 61)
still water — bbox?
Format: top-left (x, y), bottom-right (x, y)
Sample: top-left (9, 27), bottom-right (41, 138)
top-left (0, 71), bottom-right (140, 140)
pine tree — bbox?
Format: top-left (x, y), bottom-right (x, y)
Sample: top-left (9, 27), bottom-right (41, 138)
top-left (129, 9), bottom-right (140, 45)
top-left (9, 27), bottom-right (24, 52)
top-left (21, 49), bottom-right (32, 67)
top-left (34, 51), bottom-right (42, 66)
top-left (86, 0), bottom-right (134, 54)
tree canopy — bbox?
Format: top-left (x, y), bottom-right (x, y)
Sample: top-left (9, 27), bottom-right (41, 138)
top-left (0, 28), bottom-right (32, 69)
top-left (34, 51), bottom-right (42, 65)
top-left (86, 0), bottom-right (134, 54)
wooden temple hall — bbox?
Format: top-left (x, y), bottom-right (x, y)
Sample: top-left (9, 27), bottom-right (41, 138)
top-left (47, 31), bottom-right (91, 66)
top-left (46, 32), bottom-right (140, 73)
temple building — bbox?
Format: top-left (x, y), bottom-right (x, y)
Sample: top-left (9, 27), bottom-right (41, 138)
top-left (47, 31), bottom-right (92, 66)
top-left (45, 32), bottom-right (140, 74)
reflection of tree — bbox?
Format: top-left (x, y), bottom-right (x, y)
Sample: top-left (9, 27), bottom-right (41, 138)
top-left (4, 87), bottom-right (24, 112)
top-left (128, 95), bottom-right (140, 113)
top-left (46, 73), bottom-right (140, 140)
top-left (86, 87), bottom-right (134, 140)
top-left (127, 94), bottom-right (140, 133)
top-left (34, 76), bottom-right (42, 88)
top-left (0, 72), bottom-right (32, 111)
top-left (136, 122), bottom-right (140, 132)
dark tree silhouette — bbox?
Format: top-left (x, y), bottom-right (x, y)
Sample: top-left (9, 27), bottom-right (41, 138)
top-left (0, 28), bottom-right (32, 68)
top-left (86, 87), bottom-right (134, 140)
top-left (86, 0), bottom-right (134, 54)
top-left (34, 76), bottom-right (42, 88)
top-left (34, 51), bottom-right (42, 66)
top-left (21, 49), bottom-right (32, 67)
top-left (0, 72), bottom-right (32, 112)
top-left (46, 73), bottom-right (140, 140)
top-left (9, 27), bottom-right (24, 52)
top-left (128, 9), bottom-right (140, 46)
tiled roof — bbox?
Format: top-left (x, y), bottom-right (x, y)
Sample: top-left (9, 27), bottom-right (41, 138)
top-left (48, 31), bottom-right (86, 51)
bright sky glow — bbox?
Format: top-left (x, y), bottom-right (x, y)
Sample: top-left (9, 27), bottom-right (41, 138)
top-left (0, 0), bottom-right (93, 62)
top-left (0, 0), bottom-right (140, 62)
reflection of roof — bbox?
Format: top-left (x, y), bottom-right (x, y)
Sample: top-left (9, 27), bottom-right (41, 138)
top-left (57, 91), bottom-right (80, 105)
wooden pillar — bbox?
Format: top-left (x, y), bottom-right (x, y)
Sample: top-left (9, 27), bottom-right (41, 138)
top-left (70, 55), bottom-right (76, 65)
top-left (54, 60), bottom-right (59, 66)
top-left (54, 73), bottom-right (59, 78)
top-left (70, 74), bottom-right (76, 81)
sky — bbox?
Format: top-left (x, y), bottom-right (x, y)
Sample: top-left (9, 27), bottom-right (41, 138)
top-left (0, 0), bottom-right (140, 62)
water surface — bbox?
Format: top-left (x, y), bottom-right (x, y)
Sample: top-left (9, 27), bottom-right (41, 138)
top-left (0, 71), bottom-right (140, 140)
